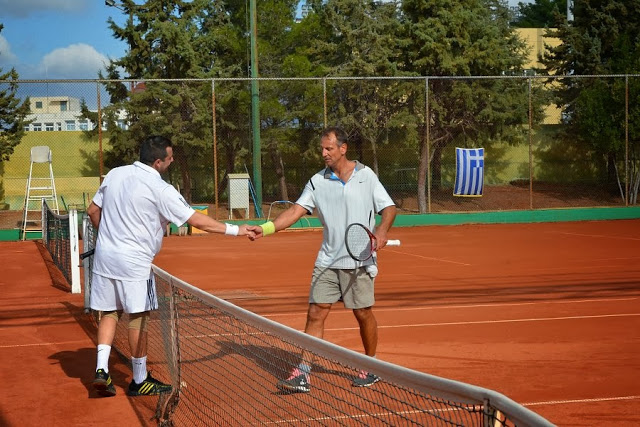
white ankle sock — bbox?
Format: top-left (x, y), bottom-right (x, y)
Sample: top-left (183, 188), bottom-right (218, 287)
top-left (131, 356), bottom-right (147, 384)
top-left (96, 344), bottom-right (111, 372)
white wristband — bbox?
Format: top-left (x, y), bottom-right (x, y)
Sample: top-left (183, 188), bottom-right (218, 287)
top-left (225, 223), bottom-right (239, 236)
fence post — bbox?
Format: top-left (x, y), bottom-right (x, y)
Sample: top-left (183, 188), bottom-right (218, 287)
top-left (425, 77), bottom-right (431, 213)
top-left (212, 79), bottom-right (219, 219)
top-left (528, 77), bottom-right (533, 210)
top-left (323, 78), bottom-right (327, 127)
top-left (97, 82), bottom-right (104, 183)
top-left (625, 75), bottom-right (629, 206)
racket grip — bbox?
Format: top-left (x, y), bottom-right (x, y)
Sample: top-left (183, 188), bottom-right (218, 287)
top-left (387, 239), bottom-right (401, 246)
top-left (79, 248), bottom-right (95, 260)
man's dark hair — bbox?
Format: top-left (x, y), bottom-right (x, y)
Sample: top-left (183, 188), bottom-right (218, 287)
top-left (140, 135), bottom-right (172, 165)
top-left (321, 126), bottom-right (348, 146)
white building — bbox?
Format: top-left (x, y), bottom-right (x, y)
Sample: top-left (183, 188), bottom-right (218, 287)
top-left (24, 96), bottom-right (96, 132)
top-left (23, 96), bottom-right (130, 131)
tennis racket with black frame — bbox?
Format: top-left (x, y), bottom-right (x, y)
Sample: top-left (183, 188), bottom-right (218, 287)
top-left (79, 248), bottom-right (95, 260)
top-left (345, 223), bottom-right (400, 262)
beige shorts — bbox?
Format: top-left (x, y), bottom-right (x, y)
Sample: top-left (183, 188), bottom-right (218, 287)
top-left (90, 273), bottom-right (158, 314)
top-left (309, 266), bottom-right (375, 309)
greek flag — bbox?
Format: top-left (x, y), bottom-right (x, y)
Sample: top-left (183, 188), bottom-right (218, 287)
top-left (454, 148), bottom-right (484, 196)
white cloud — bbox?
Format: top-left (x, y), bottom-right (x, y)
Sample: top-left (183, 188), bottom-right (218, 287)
top-left (39, 43), bottom-right (109, 79)
top-left (0, 34), bottom-right (19, 67)
top-left (0, 0), bottom-right (87, 17)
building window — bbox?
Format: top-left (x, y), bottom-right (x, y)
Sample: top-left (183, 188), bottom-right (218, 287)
top-left (33, 123), bottom-right (42, 131)
top-left (35, 101), bottom-right (43, 109)
top-left (56, 122), bottom-right (63, 131)
top-left (79, 121), bottom-right (89, 131)
top-left (60, 101), bottom-right (67, 112)
top-left (66, 121), bottom-right (76, 131)
top-left (45, 123), bottom-right (54, 131)
top-left (24, 125), bottom-right (30, 131)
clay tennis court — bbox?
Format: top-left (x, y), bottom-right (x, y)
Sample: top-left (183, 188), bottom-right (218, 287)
top-left (2, 219), bottom-right (639, 425)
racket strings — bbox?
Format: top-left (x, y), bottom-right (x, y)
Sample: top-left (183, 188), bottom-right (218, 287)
top-left (346, 225), bottom-right (374, 262)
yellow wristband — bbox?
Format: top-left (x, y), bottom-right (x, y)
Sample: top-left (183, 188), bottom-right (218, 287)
top-left (261, 221), bottom-right (276, 236)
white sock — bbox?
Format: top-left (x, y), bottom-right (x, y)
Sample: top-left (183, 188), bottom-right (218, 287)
top-left (131, 356), bottom-right (147, 384)
top-left (96, 344), bottom-right (111, 372)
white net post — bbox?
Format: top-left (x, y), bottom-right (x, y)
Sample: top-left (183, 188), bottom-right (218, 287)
top-left (68, 208), bottom-right (81, 293)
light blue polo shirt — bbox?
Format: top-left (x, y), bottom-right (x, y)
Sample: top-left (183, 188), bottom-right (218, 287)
top-left (295, 161), bottom-right (395, 269)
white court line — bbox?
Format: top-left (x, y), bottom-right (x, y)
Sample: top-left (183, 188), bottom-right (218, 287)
top-left (0, 339), bottom-right (88, 349)
top-left (384, 248), bottom-right (471, 266)
top-left (263, 296), bottom-right (638, 318)
top-left (551, 231), bottom-right (640, 241)
top-left (562, 256), bottom-right (640, 263)
top-left (324, 313), bottom-right (640, 332)
top-left (524, 395), bottom-right (640, 407)
top-left (373, 297), bottom-right (639, 313)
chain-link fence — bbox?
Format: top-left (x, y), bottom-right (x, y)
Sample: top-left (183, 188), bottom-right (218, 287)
top-left (1, 75), bottom-right (638, 229)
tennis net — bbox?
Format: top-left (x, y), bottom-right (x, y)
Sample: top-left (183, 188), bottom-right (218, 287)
top-left (81, 218), bottom-right (552, 426)
top-left (41, 199), bottom-right (80, 293)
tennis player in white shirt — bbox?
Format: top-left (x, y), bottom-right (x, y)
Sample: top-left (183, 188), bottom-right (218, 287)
top-left (88, 135), bottom-right (252, 397)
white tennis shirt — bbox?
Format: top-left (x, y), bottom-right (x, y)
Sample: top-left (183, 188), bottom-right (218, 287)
top-left (295, 161), bottom-right (395, 269)
top-left (92, 161), bottom-right (195, 280)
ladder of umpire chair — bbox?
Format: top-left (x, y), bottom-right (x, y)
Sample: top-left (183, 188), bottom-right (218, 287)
top-left (21, 146), bottom-right (59, 240)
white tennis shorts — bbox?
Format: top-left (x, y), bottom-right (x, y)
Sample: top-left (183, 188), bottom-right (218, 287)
top-left (90, 272), bottom-right (158, 314)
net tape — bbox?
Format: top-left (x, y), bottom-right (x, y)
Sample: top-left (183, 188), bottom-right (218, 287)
top-left (81, 216), bottom-right (552, 426)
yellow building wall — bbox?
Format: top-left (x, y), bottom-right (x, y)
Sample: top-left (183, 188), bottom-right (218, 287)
top-left (516, 28), bottom-right (563, 124)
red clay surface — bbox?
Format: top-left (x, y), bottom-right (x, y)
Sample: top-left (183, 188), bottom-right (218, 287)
top-left (2, 219), bottom-right (640, 426)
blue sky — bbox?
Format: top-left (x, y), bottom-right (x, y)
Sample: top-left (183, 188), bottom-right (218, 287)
top-left (1, 0), bottom-right (129, 79)
top-left (0, 0), bottom-right (530, 80)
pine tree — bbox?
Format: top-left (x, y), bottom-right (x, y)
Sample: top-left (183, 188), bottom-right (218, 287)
top-left (0, 26), bottom-right (30, 162)
top-left (0, 24), bottom-right (30, 208)
top-left (98, 0), bottom-right (247, 202)
top-left (511, 0), bottom-right (567, 28)
top-left (400, 0), bottom-right (531, 211)
top-left (541, 0), bottom-right (640, 195)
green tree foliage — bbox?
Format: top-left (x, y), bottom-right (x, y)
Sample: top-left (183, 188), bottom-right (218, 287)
top-left (97, 0), bottom-right (248, 202)
top-left (296, 0), bottom-right (405, 178)
top-left (250, 0), bottom-right (313, 200)
top-left (511, 0), bottom-right (566, 28)
top-left (97, 0), bottom-right (311, 202)
top-left (0, 24), bottom-right (30, 206)
top-left (90, 0), bottom-right (571, 209)
top-left (541, 0), bottom-right (640, 192)
top-left (0, 25), bottom-right (30, 163)
top-left (399, 0), bottom-right (532, 211)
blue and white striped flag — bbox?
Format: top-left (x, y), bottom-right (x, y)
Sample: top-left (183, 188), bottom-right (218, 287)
top-left (454, 148), bottom-right (484, 196)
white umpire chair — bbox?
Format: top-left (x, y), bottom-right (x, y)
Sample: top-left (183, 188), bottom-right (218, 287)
top-left (21, 146), bottom-right (59, 240)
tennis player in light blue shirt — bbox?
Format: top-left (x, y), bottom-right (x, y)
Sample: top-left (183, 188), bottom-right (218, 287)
top-left (247, 126), bottom-right (397, 393)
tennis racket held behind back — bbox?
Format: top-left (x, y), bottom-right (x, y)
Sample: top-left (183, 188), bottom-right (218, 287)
top-left (79, 248), bottom-right (95, 260)
top-left (345, 223), bottom-right (400, 262)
